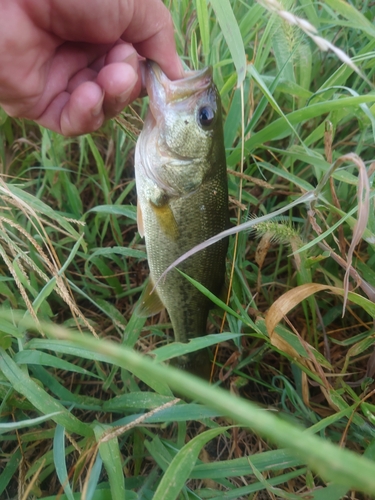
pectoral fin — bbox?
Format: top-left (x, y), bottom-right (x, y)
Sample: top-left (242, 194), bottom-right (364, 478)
top-left (136, 279), bottom-right (165, 317)
top-left (150, 202), bottom-right (179, 240)
top-left (137, 201), bottom-right (145, 238)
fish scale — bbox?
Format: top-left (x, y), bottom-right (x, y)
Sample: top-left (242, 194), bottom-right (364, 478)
top-left (135, 61), bottom-right (229, 377)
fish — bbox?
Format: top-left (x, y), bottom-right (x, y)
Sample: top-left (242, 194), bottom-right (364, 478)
top-left (134, 61), bottom-right (228, 377)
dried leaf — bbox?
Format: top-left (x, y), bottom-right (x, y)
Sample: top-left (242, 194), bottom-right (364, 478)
top-left (265, 284), bottom-right (333, 364)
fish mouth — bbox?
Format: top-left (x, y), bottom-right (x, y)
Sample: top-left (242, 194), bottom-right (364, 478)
top-left (147, 61), bottom-right (212, 100)
top-left (144, 61), bottom-right (213, 123)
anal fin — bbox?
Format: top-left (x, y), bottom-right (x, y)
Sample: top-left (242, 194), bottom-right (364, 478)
top-left (136, 279), bottom-right (165, 317)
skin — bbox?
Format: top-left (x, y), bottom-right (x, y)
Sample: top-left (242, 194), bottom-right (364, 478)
top-left (0, 0), bottom-right (183, 136)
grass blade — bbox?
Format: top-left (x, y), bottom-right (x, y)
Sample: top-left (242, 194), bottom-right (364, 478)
top-left (0, 347), bottom-right (92, 437)
top-left (94, 424), bottom-right (126, 500)
top-left (248, 64), bottom-right (305, 149)
top-left (0, 448), bottom-right (22, 496)
top-left (14, 349), bottom-right (100, 378)
top-left (85, 454), bottom-right (103, 500)
top-left (7, 316), bottom-right (375, 496)
top-left (88, 204), bottom-right (137, 220)
top-left (323, 0), bottom-right (375, 38)
top-left (152, 332), bottom-right (243, 362)
top-left (0, 412), bottom-right (61, 434)
top-left (54, 424), bottom-right (75, 500)
top-left (195, 0), bottom-right (210, 60)
top-left (210, 0), bottom-right (246, 85)
top-left (153, 426), bottom-right (231, 500)
top-left (228, 94), bottom-right (375, 166)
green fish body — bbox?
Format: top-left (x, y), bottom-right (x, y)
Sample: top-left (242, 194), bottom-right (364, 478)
top-left (135, 62), bottom-right (228, 376)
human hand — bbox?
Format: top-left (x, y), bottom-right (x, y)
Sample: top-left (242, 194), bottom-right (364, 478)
top-left (0, 0), bottom-right (183, 136)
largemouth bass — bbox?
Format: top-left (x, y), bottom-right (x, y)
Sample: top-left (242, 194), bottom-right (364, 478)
top-left (135, 61), bottom-right (228, 377)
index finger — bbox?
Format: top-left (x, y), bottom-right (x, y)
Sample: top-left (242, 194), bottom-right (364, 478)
top-left (121, 0), bottom-right (184, 81)
top-left (25, 0), bottom-right (184, 80)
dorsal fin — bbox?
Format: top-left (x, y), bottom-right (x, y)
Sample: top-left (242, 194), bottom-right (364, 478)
top-left (136, 279), bottom-right (165, 317)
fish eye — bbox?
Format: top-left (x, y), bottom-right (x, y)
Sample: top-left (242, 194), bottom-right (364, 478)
top-left (198, 106), bottom-right (215, 128)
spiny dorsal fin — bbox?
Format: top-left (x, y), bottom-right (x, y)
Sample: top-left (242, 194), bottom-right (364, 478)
top-left (137, 201), bottom-right (145, 238)
top-left (150, 202), bottom-right (179, 240)
top-left (136, 279), bottom-right (165, 317)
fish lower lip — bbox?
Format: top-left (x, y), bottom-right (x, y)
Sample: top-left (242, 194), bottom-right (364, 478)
top-left (147, 61), bottom-right (213, 101)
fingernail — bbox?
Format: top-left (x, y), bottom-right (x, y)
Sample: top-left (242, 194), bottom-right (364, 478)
top-left (124, 49), bottom-right (138, 67)
top-left (115, 87), bottom-right (132, 105)
top-left (139, 61), bottom-right (147, 90)
top-left (92, 90), bottom-right (105, 117)
top-left (115, 69), bottom-right (138, 104)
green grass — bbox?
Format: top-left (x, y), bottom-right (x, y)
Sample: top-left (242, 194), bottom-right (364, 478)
top-left (1, 0), bottom-right (375, 498)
